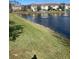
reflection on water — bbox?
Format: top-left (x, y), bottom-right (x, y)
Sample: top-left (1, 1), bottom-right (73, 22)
top-left (41, 13), bottom-right (48, 18)
top-left (22, 13), bottom-right (70, 38)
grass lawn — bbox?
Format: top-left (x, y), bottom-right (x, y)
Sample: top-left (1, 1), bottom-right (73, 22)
top-left (9, 13), bottom-right (70, 59)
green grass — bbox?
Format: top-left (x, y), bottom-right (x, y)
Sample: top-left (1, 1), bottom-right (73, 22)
top-left (9, 13), bottom-right (70, 59)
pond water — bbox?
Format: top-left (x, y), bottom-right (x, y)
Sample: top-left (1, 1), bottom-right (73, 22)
top-left (22, 13), bottom-right (70, 39)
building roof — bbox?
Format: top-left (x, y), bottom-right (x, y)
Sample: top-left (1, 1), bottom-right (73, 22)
top-left (31, 3), bottom-right (60, 6)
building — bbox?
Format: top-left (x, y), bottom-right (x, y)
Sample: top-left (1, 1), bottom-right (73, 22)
top-left (11, 5), bottom-right (22, 12)
top-left (9, 2), bottom-right (70, 12)
top-left (31, 4), bottom-right (37, 11)
top-left (9, 0), bottom-right (21, 12)
top-left (65, 4), bottom-right (70, 9)
top-left (50, 3), bottom-right (59, 10)
top-left (30, 3), bottom-right (70, 12)
top-left (31, 3), bottom-right (60, 11)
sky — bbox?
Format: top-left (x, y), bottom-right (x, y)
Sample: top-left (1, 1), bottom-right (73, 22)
top-left (10, 0), bottom-right (70, 5)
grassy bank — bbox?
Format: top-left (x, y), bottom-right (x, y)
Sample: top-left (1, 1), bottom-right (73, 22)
top-left (9, 13), bottom-right (70, 59)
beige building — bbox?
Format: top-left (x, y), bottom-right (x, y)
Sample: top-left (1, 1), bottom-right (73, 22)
top-left (31, 3), bottom-right (60, 11)
top-left (12, 5), bottom-right (22, 11)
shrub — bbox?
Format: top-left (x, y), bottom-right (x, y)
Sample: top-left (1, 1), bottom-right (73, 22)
top-left (9, 21), bottom-right (24, 41)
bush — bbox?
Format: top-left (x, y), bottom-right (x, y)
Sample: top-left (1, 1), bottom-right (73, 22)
top-left (9, 21), bottom-right (24, 41)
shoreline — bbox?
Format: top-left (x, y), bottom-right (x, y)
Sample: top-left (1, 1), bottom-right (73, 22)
top-left (12, 10), bottom-right (65, 15)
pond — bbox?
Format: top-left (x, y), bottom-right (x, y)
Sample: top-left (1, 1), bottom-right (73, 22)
top-left (22, 13), bottom-right (70, 39)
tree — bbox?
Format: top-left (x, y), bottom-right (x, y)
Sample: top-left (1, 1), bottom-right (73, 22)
top-left (27, 5), bottom-right (31, 9)
top-left (22, 6), bottom-right (27, 11)
top-left (9, 3), bottom-right (13, 13)
top-left (48, 6), bottom-right (52, 11)
top-left (9, 0), bottom-right (21, 12)
top-left (37, 6), bottom-right (41, 11)
top-left (59, 3), bottom-right (65, 11)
